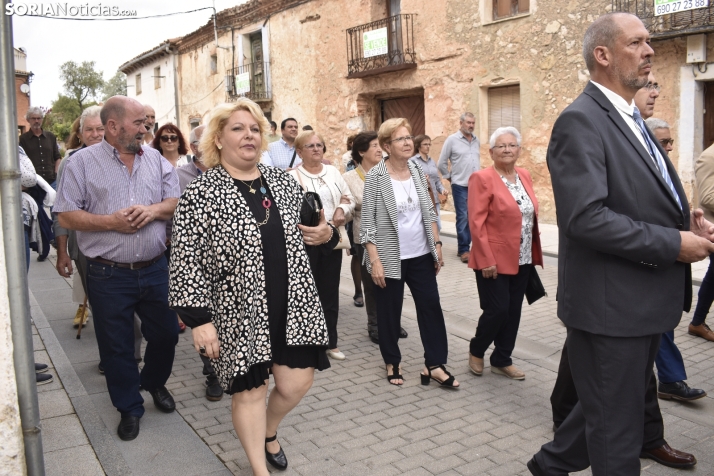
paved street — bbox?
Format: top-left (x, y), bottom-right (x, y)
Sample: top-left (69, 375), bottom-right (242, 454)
top-left (29, 233), bottom-right (714, 475)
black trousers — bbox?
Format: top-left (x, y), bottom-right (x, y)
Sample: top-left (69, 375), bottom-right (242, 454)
top-left (307, 248), bottom-right (343, 349)
top-left (471, 265), bottom-right (530, 367)
top-left (372, 253), bottom-right (448, 367)
top-left (536, 329), bottom-right (661, 475)
top-left (550, 339), bottom-right (665, 451)
top-left (356, 245), bottom-right (378, 335)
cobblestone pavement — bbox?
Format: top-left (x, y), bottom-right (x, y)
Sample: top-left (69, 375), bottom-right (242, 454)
top-left (162, 238), bottom-right (714, 476)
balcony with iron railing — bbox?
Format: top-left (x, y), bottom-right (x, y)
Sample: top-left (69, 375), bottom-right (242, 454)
top-left (226, 61), bottom-right (271, 101)
top-left (613, 0), bottom-right (714, 39)
top-left (346, 14), bottom-right (417, 79)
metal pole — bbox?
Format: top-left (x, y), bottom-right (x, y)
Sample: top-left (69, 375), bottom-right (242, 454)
top-left (1, 3), bottom-right (46, 475)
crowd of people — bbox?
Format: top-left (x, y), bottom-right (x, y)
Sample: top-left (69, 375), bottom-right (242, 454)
top-left (16, 10), bottom-right (714, 474)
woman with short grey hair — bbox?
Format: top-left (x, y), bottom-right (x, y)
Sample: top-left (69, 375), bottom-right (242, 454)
top-left (467, 126), bottom-right (543, 380)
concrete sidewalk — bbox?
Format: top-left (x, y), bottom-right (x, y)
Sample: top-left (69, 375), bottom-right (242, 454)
top-left (27, 236), bottom-right (714, 475)
top-left (439, 210), bottom-right (711, 284)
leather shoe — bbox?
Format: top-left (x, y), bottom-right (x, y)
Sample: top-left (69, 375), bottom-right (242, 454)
top-left (205, 376), bottom-right (223, 402)
top-left (526, 457), bottom-right (546, 476)
top-left (468, 353), bottom-right (483, 376)
top-left (491, 365), bottom-right (525, 380)
top-left (117, 416), bottom-right (140, 441)
top-left (148, 386), bottom-right (175, 413)
top-left (640, 443), bottom-right (696, 468)
top-left (658, 381), bottom-right (706, 402)
top-left (399, 327), bottom-right (408, 338)
top-left (460, 252), bottom-right (470, 263)
top-left (265, 434), bottom-right (287, 470)
top-left (689, 323), bottom-right (714, 341)
top-left (369, 332), bottom-right (379, 344)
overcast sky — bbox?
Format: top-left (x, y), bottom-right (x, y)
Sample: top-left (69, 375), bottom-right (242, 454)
top-left (13, 0), bottom-right (246, 107)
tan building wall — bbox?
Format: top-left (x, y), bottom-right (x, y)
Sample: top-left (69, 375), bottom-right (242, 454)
top-left (174, 0), bottom-right (713, 222)
top-left (15, 74), bottom-right (30, 134)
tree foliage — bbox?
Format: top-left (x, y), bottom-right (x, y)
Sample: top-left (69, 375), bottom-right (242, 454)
top-left (103, 71), bottom-right (127, 100)
top-left (44, 93), bottom-right (97, 142)
top-left (59, 60), bottom-right (105, 111)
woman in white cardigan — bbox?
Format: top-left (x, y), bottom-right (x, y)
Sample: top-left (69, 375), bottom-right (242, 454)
top-left (289, 130), bottom-right (356, 360)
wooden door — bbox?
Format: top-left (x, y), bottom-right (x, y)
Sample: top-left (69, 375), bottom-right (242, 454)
top-left (705, 82), bottom-right (714, 150)
top-left (381, 95), bottom-right (425, 137)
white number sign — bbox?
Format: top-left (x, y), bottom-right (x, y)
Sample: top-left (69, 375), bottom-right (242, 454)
top-left (655, 0), bottom-right (709, 16)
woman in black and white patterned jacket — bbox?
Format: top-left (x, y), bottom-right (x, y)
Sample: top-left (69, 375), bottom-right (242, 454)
top-left (360, 118), bottom-right (459, 389)
top-left (169, 99), bottom-right (338, 476)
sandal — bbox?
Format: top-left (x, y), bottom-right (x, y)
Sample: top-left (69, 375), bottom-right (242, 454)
top-left (386, 363), bottom-right (403, 386)
top-left (421, 365), bottom-right (459, 389)
top-left (265, 433), bottom-right (288, 470)
top-left (353, 293), bottom-right (364, 307)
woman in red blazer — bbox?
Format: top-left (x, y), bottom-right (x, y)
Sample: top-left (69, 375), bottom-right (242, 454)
top-left (467, 127), bottom-right (543, 380)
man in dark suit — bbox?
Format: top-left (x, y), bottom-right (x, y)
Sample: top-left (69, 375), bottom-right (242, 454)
top-left (528, 12), bottom-right (714, 476)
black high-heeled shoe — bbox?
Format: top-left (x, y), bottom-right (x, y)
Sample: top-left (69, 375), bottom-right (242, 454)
top-left (265, 433), bottom-right (288, 470)
top-left (421, 365), bottom-right (459, 389)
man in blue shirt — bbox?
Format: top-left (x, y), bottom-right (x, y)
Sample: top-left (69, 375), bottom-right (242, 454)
top-left (264, 117), bottom-right (300, 169)
top-left (438, 113), bottom-right (480, 262)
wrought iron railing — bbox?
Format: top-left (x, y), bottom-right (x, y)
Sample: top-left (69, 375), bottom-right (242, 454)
top-left (346, 14), bottom-right (417, 78)
top-left (613, 0), bottom-right (714, 39)
top-left (226, 62), bottom-right (271, 101)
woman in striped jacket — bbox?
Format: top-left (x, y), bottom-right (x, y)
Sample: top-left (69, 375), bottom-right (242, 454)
top-left (360, 118), bottom-right (459, 388)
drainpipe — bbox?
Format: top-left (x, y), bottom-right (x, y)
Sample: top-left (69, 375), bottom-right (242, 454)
top-left (1, 5), bottom-right (45, 476)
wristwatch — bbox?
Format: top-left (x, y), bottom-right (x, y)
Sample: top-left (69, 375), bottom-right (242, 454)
top-left (435, 241), bottom-right (443, 246)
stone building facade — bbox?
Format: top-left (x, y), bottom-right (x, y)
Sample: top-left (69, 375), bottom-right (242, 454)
top-left (124, 0), bottom-right (714, 223)
top-left (120, 40), bottom-right (181, 128)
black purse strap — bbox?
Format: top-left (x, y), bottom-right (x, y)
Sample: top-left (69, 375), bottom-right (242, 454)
top-left (289, 149), bottom-right (297, 168)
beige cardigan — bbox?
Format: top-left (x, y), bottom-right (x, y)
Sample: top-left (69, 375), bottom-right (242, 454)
top-left (696, 142), bottom-right (714, 224)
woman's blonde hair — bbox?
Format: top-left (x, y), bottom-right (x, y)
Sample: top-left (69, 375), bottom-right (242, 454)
top-left (377, 118), bottom-right (412, 149)
top-left (294, 130), bottom-right (327, 152)
top-left (199, 98), bottom-right (271, 168)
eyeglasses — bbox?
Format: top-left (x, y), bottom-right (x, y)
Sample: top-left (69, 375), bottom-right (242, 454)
top-left (421, 143), bottom-right (432, 147)
top-left (191, 140), bottom-right (199, 145)
top-left (659, 138), bottom-right (674, 147)
top-left (303, 143), bottom-right (324, 150)
top-left (492, 144), bottom-right (520, 151)
top-left (160, 135), bottom-right (178, 142)
top-left (645, 83), bottom-right (662, 93)
top-left (387, 135), bottom-right (414, 145)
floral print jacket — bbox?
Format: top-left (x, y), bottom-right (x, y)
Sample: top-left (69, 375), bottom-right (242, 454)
top-left (169, 163), bottom-right (329, 389)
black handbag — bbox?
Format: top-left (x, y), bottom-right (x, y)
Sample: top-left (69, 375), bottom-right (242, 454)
top-left (525, 265), bottom-right (547, 305)
top-left (300, 191), bottom-right (323, 227)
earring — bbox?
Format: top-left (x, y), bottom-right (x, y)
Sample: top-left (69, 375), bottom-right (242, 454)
top-left (217, 144), bottom-right (222, 150)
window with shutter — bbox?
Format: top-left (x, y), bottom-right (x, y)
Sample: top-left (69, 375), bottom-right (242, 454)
top-left (492, 0), bottom-right (529, 20)
top-left (488, 85), bottom-right (521, 139)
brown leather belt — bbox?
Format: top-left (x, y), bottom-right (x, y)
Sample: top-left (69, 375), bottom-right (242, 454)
top-left (90, 255), bottom-right (162, 270)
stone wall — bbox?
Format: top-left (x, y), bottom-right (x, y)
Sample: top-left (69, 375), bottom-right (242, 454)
top-left (263, 0), bottom-right (618, 222)
top-left (0, 199), bottom-right (26, 475)
top-left (174, 0), bottom-right (713, 222)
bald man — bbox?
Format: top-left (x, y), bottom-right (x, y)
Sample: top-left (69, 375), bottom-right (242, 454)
top-left (55, 96), bottom-right (180, 441)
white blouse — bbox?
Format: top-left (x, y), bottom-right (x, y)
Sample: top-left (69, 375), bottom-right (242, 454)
top-left (500, 173), bottom-right (534, 265)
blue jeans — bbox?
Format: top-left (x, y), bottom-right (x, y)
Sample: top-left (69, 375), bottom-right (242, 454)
top-left (692, 254), bottom-right (714, 326)
top-left (451, 183), bottom-right (471, 254)
top-left (654, 330), bottom-right (687, 384)
top-left (86, 255), bottom-right (178, 418)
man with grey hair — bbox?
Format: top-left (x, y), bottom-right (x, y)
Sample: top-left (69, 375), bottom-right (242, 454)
top-left (529, 12), bottom-right (714, 475)
top-left (19, 106), bottom-right (62, 184)
top-left (438, 112), bottom-right (480, 263)
top-left (55, 96), bottom-right (180, 441)
top-left (143, 104), bottom-right (156, 145)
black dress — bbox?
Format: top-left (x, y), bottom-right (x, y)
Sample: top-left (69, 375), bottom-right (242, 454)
top-left (227, 179), bottom-right (330, 394)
